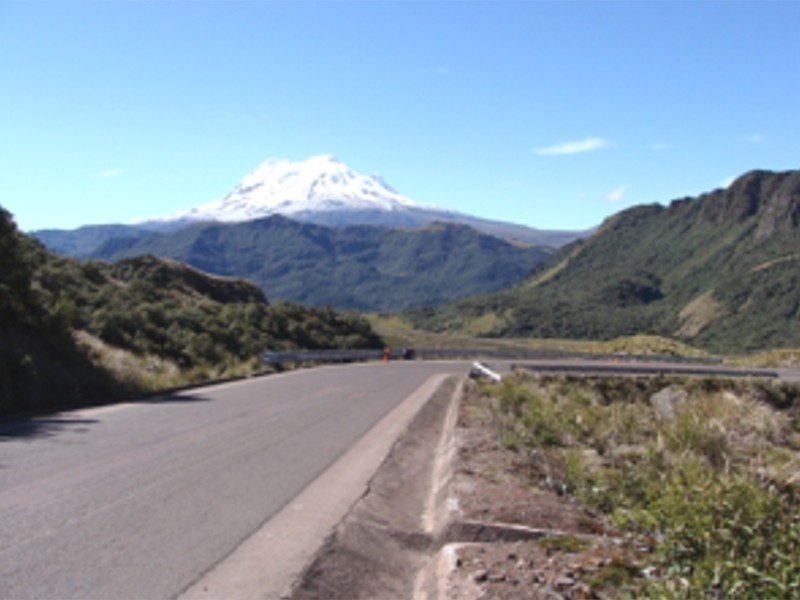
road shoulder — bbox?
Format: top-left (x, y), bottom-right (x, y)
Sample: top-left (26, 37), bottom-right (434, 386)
top-left (178, 373), bottom-right (452, 600)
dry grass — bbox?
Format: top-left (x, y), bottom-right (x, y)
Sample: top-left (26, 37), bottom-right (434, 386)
top-left (74, 330), bottom-right (265, 394)
top-left (729, 347), bottom-right (800, 368)
top-left (480, 373), bottom-right (800, 597)
top-left (74, 330), bottom-right (183, 392)
top-left (367, 314), bottom-right (708, 358)
top-left (677, 290), bottom-right (724, 337)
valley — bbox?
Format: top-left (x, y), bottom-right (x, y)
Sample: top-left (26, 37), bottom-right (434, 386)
top-left (34, 156), bottom-right (580, 312)
top-left (80, 217), bottom-right (552, 312)
top-left (14, 163), bottom-right (800, 419)
top-left (6, 4), bottom-right (800, 598)
top-left (5, 163), bottom-right (800, 600)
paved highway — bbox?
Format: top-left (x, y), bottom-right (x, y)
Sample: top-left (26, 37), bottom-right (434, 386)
top-left (0, 362), bottom-right (465, 600)
top-left (1, 357), bottom-right (793, 600)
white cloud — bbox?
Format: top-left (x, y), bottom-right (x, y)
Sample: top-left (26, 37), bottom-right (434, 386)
top-left (649, 142), bottom-right (673, 151)
top-left (98, 168), bottom-right (123, 178)
top-left (423, 66), bottom-right (450, 76)
top-left (605, 185), bottom-right (629, 203)
top-left (744, 133), bottom-right (766, 143)
top-left (720, 176), bottom-right (737, 189)
top-left (534, 137), bottom-right (609, 156)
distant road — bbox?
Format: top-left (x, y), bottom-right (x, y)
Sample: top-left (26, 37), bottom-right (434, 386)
top-left (0, 362), bottom-right (465, 600)
top-left (504, 358), bottom-right (800, 381)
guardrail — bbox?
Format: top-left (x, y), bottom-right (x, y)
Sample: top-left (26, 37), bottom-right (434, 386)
top-left (413, 348), bottom-right (721, 364)
top-left (259, 347), bottom-right (723, 368)
top-left (260, 349), bottom-right (387, 366)
top-left (511, 362), bottom-right (779, 379)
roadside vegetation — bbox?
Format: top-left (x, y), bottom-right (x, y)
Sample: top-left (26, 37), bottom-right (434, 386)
top-left (478, 372), bottom-right (800, 597)
top-left (1, 206), bottom-right (382, 417)
top-left (368, 313), bottom-right (710, 358)
top-left (728, 348), bottom-right (800, 369)
top-left (370, 313), bottom-right (800, 370)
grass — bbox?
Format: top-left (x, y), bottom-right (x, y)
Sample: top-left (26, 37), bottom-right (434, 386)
top-left (729, 347), bottom-right (800, 368)
top-left (677, 290), bottom-right (724, 338)
top-left (520, 243), bottom-right (585, 290)
top-left (537, 534), bottom-right (591, 555)
top-left (367, 313), bottom-right (710, 358)
top-left (74, 330), bottom-right (268, 393)
top-left (479, 372), bottom-right (800, 598)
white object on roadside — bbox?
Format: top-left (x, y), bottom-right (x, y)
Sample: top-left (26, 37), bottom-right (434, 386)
top-left (469, 361), bottom-right (502, 382)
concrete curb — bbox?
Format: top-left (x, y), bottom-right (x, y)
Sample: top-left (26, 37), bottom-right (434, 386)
top-left (288, 376), bottom-right (463, 599)
top-left (179, 373), bottom-right (452, 600)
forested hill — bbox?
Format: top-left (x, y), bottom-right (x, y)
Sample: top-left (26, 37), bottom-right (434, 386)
top-left (68, 216), bottom-right (551, 312)
top-left (0, 206), bottom-right (382, 417)
top-left (408, 169), bottom-right (800, 354)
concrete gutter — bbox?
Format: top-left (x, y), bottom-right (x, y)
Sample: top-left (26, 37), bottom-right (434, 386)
top-left (178, 373), bottom-right (452, 600)
top-left (285, 369), bottom-right (596, 600)
top-left (287, 376), bottom-right (464, 599)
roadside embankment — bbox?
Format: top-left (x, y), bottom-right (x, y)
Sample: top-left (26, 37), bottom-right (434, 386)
top-left (288, 376), bottom-right (462, 599)
top-left (287, 373), bottom-right (630, 600)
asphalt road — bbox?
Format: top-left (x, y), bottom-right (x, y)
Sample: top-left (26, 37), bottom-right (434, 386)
top-left (1, 357), bottom-right (794, 600)
top-left (0, 362), bottom-right (465, 600)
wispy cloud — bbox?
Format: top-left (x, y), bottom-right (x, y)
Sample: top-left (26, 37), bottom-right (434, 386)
top-left (534, 137), bottom-right (609, 156)
top-left (720, 175), bottom-right (737, 189)
top-left (744, 133), bottom-right (766, 144)
top-left (649, 142), bottom-right (673, 151)
top-left (605, 185), bottom-right (629, 203)
top-left (423, 66), bottom-right (450, 76)
top-left (97, 168), bottom-right (123, 178)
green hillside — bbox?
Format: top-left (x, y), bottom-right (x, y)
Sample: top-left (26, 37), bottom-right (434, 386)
top-left (0, 207), bottom-right (381, 417)
top-left (408, 169), bottom-right (800, 354)
top-left (33, 223), bottom-right (156, 257)
top-left (85, 216), bottom-right (551, 311)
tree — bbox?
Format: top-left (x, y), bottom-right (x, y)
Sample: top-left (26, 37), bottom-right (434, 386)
top-left (0, 206), bottom-right (35, 326)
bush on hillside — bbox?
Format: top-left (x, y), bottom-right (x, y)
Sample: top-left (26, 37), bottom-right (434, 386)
top-left (0, 208), bottom-right (123, 415)
top-left (1, 206), bottom-right (383, 417)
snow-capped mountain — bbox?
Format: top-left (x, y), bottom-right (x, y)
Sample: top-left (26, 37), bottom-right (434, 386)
top-left (163, 155), bottom-right (438, 223)
top-left (149, 155), bottom-right (588, 247)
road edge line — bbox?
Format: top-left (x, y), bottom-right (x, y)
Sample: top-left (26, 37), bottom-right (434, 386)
top-left (178, 372), bottom-right (451, 600)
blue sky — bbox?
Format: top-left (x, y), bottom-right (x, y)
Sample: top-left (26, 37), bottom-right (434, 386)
top-left (2, 1), bottom-right (798, 233)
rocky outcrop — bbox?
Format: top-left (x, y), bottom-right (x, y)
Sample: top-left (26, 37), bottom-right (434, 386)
top-left (753, 170), bottom-right (800, 240)
top-left (693, 169), bottom-right (800, 238)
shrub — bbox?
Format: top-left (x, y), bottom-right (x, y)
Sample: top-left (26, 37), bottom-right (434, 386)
top-left (482, 374), bottom-right (800, 597)
top-left (1, 205), bottom-right (385, 415)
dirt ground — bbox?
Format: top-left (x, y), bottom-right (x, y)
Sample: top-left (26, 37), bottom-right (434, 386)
top-left (289, 377), bottom-right (650, 599)
top-left (443, 382), bottom-right (645, 600)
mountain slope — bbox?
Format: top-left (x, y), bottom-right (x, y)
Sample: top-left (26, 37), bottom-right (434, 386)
top-left (32, 224), bottom-right (156, 258)
top-left (133, 155), bottom-right (587, 248)
top-left (1, 206), bottom-right (382, 416)
top-left (88, 216), bottom-right (551, 312)
top-left (163, 155), bottom-right (423, 222)
top-left (408, 169), bottom-right (800, 353)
